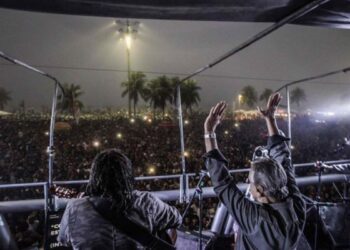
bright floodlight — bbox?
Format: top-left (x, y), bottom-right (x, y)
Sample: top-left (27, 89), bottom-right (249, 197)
top-left (125, 34), bottom-right (132, 50)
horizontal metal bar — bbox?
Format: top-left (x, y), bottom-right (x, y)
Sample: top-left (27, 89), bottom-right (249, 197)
top-left (294, 159), bottom-right (350, 168)
top-left (0, 159), bottom-right (349, 189)
top-left (0, 174), bottom-right (347, 213)
top-left (0, 182), bottom-right (47, 189)
top-left (53, 180), bottom-right (89, 185)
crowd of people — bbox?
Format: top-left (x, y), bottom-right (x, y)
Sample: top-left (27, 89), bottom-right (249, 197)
top-left (0, 110), bottom-right (349, 248)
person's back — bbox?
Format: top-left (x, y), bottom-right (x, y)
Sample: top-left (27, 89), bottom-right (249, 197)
top-left (58, 149), bottom-right (182, 249)
top-left (59, 190), bottom-right (181, 250)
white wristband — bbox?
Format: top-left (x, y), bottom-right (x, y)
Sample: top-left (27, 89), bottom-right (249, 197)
top-left (204, 132), bottom-right (216, 139)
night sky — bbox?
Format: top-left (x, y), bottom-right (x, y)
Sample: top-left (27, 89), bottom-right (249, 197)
top-left (1, 7), bottom-right (350, 113)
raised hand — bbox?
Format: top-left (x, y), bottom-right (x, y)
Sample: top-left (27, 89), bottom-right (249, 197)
top-left (204, 101), bottom-right (227, 133)
top-left (258, 92), bottom-right (282, 119)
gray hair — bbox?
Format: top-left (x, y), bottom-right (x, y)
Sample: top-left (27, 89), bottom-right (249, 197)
top-left (251, 158), bottom-right (289, 201)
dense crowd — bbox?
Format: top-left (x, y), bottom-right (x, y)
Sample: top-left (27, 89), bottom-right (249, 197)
top-left (1, 111), bottom-right (350, 248)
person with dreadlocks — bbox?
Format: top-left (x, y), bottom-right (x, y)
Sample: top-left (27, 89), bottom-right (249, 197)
top-left (58, 148), bottom-right (182, 249)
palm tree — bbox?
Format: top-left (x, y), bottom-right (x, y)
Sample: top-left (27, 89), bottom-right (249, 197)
top-left (144, 76), bottom-right (173, 118)
top-left (240, 85), bottom-right (258, 109)
top-left (58, 83), bottom-right (84, 123)
top-left (179, 79), bottom-right (201, 114)
top-left (290, 87), bottom-right (306, 108)
top-left (0, 87), bottom-right (11, 110)
top-left (121, 71), bottom-right (147, 117)
top-left (259, 88), bottom-right (274, 103)
top-left (170, 77), bottom-right (201, 113)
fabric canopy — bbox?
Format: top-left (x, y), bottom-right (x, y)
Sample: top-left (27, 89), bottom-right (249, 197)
top-left (1, 0), bottom-right (350, 29)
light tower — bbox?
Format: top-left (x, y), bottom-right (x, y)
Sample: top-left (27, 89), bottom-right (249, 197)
top-left (115, 19), bottom-right (140, 117)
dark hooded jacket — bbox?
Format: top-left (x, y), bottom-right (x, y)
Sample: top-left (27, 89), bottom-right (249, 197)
top-left (58, 190), bottom-right (182, 250)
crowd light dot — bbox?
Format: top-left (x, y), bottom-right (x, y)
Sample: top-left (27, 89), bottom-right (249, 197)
top-left (148, 166), bottom-right (155, 174)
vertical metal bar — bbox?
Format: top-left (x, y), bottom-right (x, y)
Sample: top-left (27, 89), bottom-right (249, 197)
top-left (44, 182), bottom-right (49, 218)
top-left (286, 86), bottom-right (292, 150)
top-left (127, 46), bottom-right (132, 117)
top-left (43, 182), bottom-right (50, 250)
top-left (177, 84), bottom-right (187, 203)
top-left (48, 83), bottom-right (59, 188)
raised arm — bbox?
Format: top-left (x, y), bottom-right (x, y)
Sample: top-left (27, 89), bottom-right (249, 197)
top-left (204, 101), bottom-right (226, 153)
top-left (258, 92), bottom-right (306, 229)
top-left (257, 93), bottom-right (280, 137)
top-left (203, 101), bottom-right (260, 234)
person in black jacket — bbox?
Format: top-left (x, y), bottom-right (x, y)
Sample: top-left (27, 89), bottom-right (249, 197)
top-left (203, 93), bottom-right (306, 250)
top-left (58, 148), bottom-right (181, 250)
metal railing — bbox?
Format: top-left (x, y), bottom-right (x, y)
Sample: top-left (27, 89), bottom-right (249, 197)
top-left (0, 159), bottom-right (349, 213)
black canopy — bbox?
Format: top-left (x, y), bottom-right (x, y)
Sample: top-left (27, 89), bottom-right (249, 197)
top-left (1, 0), bottom-right (350, 29)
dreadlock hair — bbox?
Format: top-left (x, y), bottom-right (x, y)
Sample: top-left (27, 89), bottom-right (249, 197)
top-left (251, 158), bottom-right (289, 202)
top-left (86, 148), bottom-right (134, 212)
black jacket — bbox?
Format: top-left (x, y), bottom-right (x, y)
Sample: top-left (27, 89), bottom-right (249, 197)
top-left (204, 134), bottom-right (306, 250)
top-left (58, 190), bottom-right (182, 250)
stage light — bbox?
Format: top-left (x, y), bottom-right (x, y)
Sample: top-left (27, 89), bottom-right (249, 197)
top-left (143, 116), bottom-right (148, 121)
top-left (184, 120), bottom-right (189, 125)
top-left (224, 130), bottom-right (229, 135)
top-left (44, 131), bottom-right (49, 136)
top-left (116, 133), bottom-right (122, 139)
top-left (130, 118), bottom-right (135, 123)
top-left (291, 145), bottom-right (295, 150)
top-left (184, 151), bottom-right (189, 157)
top-left (93, 141), bottom-right (100, 148)
top-left (234, 123), bottom-right (239, 128)
top-left (148, 119), bottom-right (152, 123)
